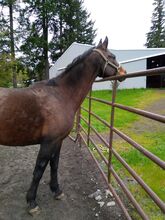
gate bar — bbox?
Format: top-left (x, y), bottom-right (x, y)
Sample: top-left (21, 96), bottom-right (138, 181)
top-left (113, 128), bottom-right (165, 170)
top-left (114, 103), bottom-right (165, 123)
top-left (96, 66), bottom-right (165, 82)
top-left (79, 115), bottom-right (165, 212)
top-left (86, 97), bottom-right (165, 123)
top-left (81, 106), bottom-right (165, 169)
top-left (112, 149), bottom-right (165, 213)
top-left (83, 136), bottom-right (132, 220)
top-left (110, 167), bottom-right (149, 220)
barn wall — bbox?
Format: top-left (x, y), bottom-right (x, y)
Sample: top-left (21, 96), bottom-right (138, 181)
top-left (114, 48), bottom-right (165, 63)
top-left (92, 58), bottom-right (147, 90)
top-left (118, 58), bottom-right (146, 89)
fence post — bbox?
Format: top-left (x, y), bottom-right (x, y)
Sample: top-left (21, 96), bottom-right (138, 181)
top-left (108, 80), bottom-right (118, 183)
top-left (76, 107), bottom-right (82, 147)
top-left (87, 88), bottom-right (92, 147)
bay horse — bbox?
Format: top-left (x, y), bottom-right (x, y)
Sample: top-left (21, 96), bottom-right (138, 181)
top-left (0, 37), bottom-right (126, 215)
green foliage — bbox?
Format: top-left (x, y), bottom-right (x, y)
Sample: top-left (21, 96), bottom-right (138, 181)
top-left (0, 0), bottom-right (96, 81)
top-left (0, 53), bottom-right (12, 87)
top-left (0, 53), bottom-right (29, 87)
top-left (50, 0), bottom-right (96, 61)
top-left (19, 0), bottom-right (57, 80)
top-left (145, 0), bottom-right (165, 48)
top-left (0, 0), bottom-right (22, 87)
top-left (19, 0), bottom-right (96, 80)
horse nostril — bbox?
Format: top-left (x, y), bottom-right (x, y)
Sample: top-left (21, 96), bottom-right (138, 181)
top-left (118, 76), bottom-right (126, 82)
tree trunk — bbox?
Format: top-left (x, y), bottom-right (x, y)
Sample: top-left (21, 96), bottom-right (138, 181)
top-left (42, 0), bottom-right (49, 80)
top-left (9, 2), bottom-right (17, 87)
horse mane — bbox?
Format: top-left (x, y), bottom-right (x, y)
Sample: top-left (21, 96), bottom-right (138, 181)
top-left (64, 47), bottom-right (94, 73)
top-left (47, 47), bottom-right (94, 86)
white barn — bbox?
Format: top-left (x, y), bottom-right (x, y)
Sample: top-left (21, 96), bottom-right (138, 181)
top-left (49, 42), bottom-right (165, 90)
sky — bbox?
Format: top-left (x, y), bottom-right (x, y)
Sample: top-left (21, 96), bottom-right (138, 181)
top-left (83, 0), bottom-right (154, 49)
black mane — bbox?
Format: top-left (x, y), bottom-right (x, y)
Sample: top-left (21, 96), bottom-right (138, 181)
top-left (64, 47), bottom-right (94, 73)
top-left (47, 47), bottom-right (94, 86)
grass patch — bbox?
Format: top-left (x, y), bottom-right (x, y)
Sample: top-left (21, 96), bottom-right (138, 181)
top-left (82, 88), bottom-right (164, 132)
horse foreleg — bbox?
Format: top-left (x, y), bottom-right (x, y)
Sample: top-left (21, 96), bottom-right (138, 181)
top-left (26, 142), bottom-right (52, 215)
top-left (49, 141), bottom-right (64, 199)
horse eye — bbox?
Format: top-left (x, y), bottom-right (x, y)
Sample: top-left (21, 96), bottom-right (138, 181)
top-left (112, 54), bottom-right (116, 59)
top-left (108, 54), bottom-right (116, 59)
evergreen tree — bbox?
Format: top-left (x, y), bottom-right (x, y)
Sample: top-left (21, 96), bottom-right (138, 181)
top-left (1, 0), bottom-right (96, 81)
top-left (145, 0), bottom-right (165, 48)
top-left (20, 0), bottom-right (57, 80)
top-left (0, 0), bottom-right (20, 87)
top-left (50, 0), bottom-right (96, 61)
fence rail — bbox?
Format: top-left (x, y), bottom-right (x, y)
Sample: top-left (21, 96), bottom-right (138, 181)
top-left (69, 67), bottom-right (165, 219)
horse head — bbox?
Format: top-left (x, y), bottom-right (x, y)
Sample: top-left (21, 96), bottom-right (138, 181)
top-left (93, 37), bottom-right (126, 81)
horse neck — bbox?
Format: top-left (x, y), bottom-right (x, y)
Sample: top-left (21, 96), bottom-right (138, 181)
top-left (58, 57), bottom-right (100, 112)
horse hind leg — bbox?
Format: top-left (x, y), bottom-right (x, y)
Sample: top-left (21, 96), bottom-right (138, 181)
top-left (26, 141), bottom-right (53, 215)
top-left (49, 141), bottom-right (64, 199)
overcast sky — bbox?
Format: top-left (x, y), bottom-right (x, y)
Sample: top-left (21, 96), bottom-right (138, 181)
top-left (83, 0), bottom-right (154, 49)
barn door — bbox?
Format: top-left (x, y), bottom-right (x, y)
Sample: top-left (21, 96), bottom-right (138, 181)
top-left (147, 55), bottom-right (165, 88)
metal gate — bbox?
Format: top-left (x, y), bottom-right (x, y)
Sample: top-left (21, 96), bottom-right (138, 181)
top-left (70, 67), bottom-right (165, 220)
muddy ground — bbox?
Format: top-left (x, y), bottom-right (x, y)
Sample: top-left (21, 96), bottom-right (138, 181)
top-left (0, 138), bottom-right (125, 220)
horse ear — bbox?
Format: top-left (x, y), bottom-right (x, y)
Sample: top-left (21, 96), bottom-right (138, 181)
top-left (102, 36), bottom-right (108, 49)
top-left (96, 39), bottom-right (102, 47)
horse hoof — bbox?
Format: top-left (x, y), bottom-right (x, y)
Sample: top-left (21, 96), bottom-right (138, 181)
top-left (54, 190), bottom-right (65, 200)
top-left (55, 192), bottom-right (65, 200)
top-left (28, 205), bottom-right (40, 216)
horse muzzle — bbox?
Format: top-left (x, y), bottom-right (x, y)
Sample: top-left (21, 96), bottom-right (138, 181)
top-left (117, 66), bottom-right (127, 82)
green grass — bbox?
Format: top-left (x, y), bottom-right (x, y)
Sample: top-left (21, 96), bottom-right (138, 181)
top-left (80, 89), bottom-right (165, 220)
top-left (113, 131), bottom-right (165, 197)
top-left (82, 88), bottom-right (164, 131)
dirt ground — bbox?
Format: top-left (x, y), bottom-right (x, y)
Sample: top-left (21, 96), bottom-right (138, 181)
top-left (0, 138), bottom-right (125, 220)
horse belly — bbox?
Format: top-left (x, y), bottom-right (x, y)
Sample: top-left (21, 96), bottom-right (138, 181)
top-left (0, 112), bottom-right (43, 146)
top-left (42, 111), bottom-right (75, 142)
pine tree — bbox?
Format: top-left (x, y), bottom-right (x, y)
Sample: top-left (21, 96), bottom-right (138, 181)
top-left (20, 0), bottom-right (58, 80)
top-left (50, 0), bottom-right (96, 61)
top-left (145, 0), bottom-right (165, 48)
top-left (0, 0), bottom-right (19, 87)
top-left (20, 0), bottom-right (96, 79)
